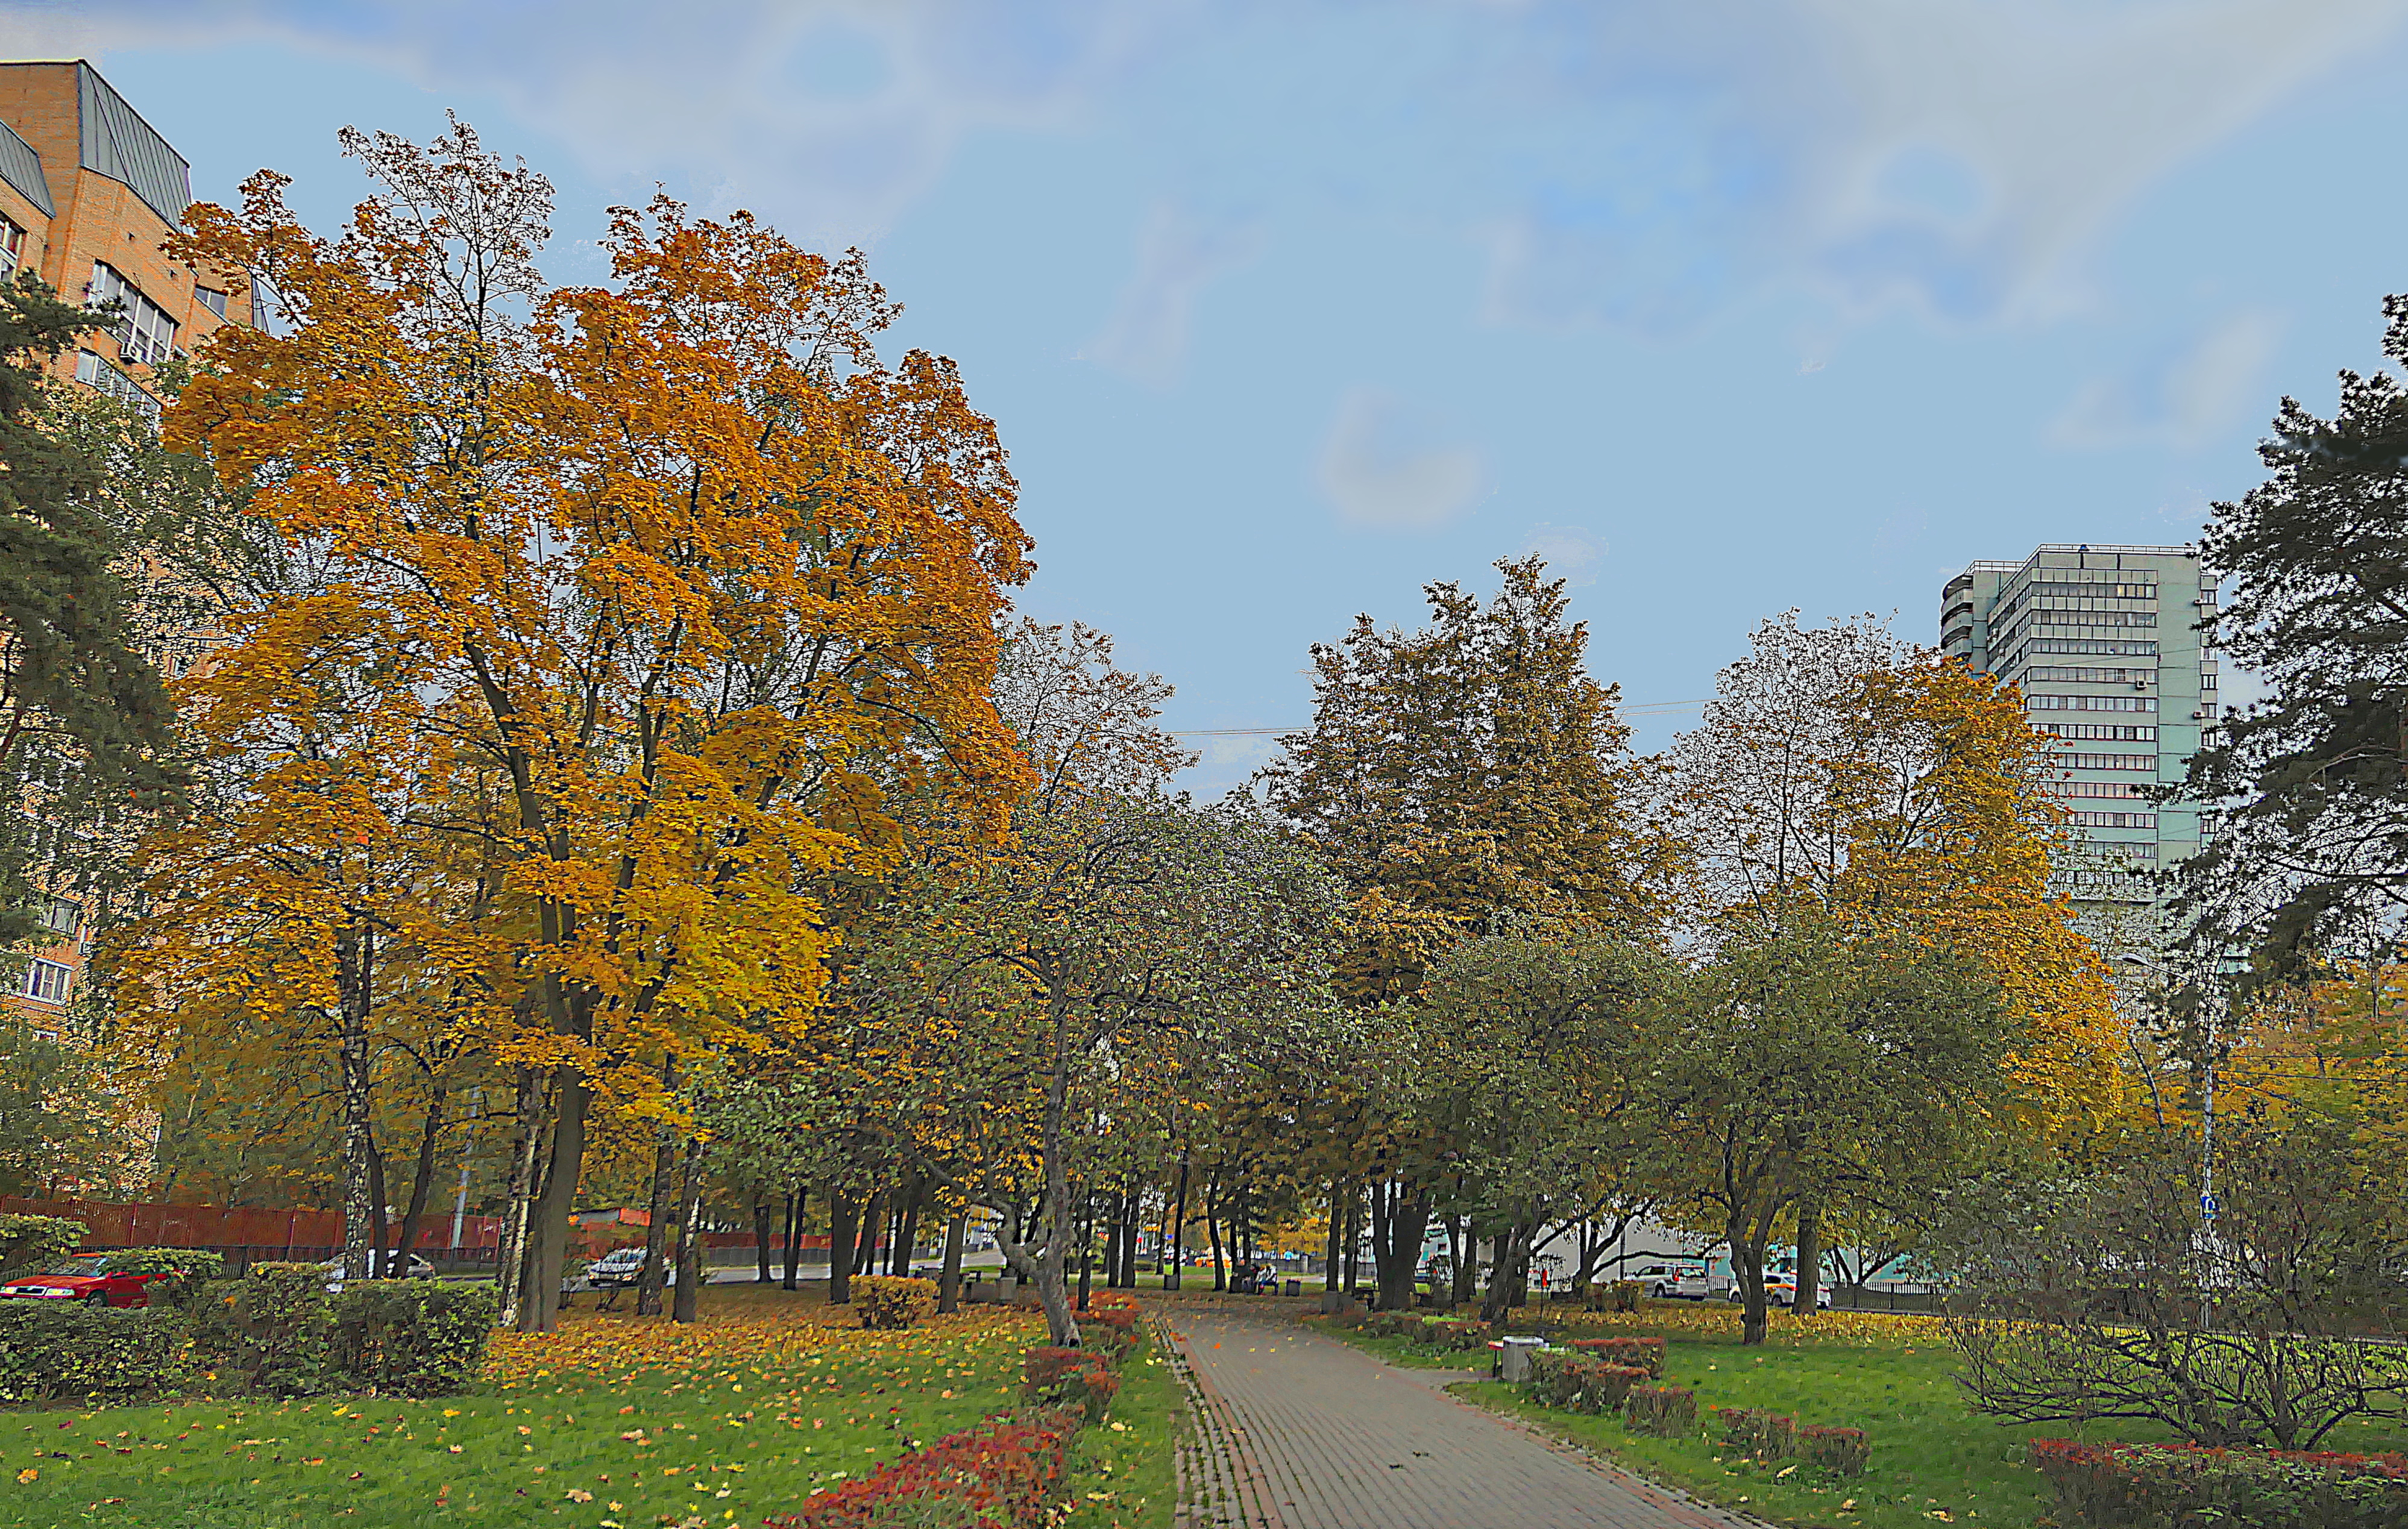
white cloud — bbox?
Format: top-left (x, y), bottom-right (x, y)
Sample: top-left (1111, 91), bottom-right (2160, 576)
top-left (2050, 310), bottom-right (2284, 449)
top-left (1080, 201), bottom-right (1263, 386)
top-left (1316, 388), bottom-right (1485, 530)
top-left (29, 0), bottom-right (2408, 328)
top-left (1520, 523), bottom-right (1607, 585)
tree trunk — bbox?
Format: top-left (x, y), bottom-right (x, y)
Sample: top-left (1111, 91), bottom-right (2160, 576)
top-left (937, 1211), bottom-right (966, 1313)
top-left (638, 1126), bottom-right (676, 1316)
top-left (392, 1080), bottom-right (448, 1281)
top-left (782, 1190), bottom-right (802, 1290)
top-left (367, 1142), bottom-right (390, 1279)
top-left (826, 1190), bottom-right (857, 1304)
top-left (1122, 1188), bottom-right (1141, 1286)
top-left (1791, 1200), bottom-right (1823, 1317)
top-left (855, 1189), bottom-right (884, 1277)
top-left (1324, 1176), bottom-right (1345, 1292)
top-left (1076, 1195), bottom-right (1093, 1311)
top-left (1377, 1185), bottom-right (1428, 1312)
top-left (894, 1183), bottom-right (923, 1278)
top-left (1206, 1188), bottom-right (1225, 1292)
top-left (523, 1074), bottom-right (591, 1333)
top-left (495, 1070), bottom-right (546, 1328)
top-left (1166, 1156), bottom-right (1188, 1292)
top-left (335, 923), bottom-right (374, 1283)
top-left (1480, 1226), bottom-right (1535, 1326)
top-left (1450, 1217), bottom-right (1475, 1308)
top-left (671, 1137), bottom-right (704, 1323)
top-left (1730, 1208), bottom-right (1771, 1346)
top-left (1103, 1190), bottom-right (1124, 1287)
top-left (753, 1199), bottom-right (773, 1282)
top-left (1341, 1189), bottom-right (1360, 1294)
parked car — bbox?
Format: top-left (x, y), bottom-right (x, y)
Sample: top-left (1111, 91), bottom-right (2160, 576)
top-left (318, 1252), bottom-right (437, 1291)
top-left (1726, 1275), bottom-right (1831, 1310)
top-left (1, 1254), bottom-right (186, 1308)
top-left (1629, 1261), bottom-right (1712, 1300)
top-left (585, 1248), bottom-right (672, 1289)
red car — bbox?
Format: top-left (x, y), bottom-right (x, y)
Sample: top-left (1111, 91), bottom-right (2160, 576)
top-left (1, 1255), bottom-right (180, 1308)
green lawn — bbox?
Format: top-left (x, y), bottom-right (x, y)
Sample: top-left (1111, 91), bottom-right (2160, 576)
top-left (1315, 1304), bottom-right (2408, 1529)
top-left (0, 1284), bottom-right (1048, 1529)
top-left (1059, 1326), bottom-right (1183, 1529)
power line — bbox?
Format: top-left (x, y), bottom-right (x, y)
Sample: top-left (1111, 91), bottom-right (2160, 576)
top-left (1169, 699), bottom-right (1713, 736)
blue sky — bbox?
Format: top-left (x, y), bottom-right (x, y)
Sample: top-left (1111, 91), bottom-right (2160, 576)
top-left (14, 1), bottom-right (2408, 793)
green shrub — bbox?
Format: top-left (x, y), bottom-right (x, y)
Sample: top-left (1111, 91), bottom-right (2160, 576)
top-left (329, 1280), bottom-right (497, 1395)
top-left (853, 1275), bottom-right (938, 1330)
top-left (1419, 1317), bottom-right (1489, 1352)
top-left (1061, 1364), bottom-right (1119, 1424)
top-left (101, 1247), bottom-right (225, 1278)
top-left (1626, 1384), bottom-right (1698, 1437)
top-left (0, 1213), bottom-right (85, 1276)
top-left (1567, 1336), bottom-right (1664, 1377)
top-left (1800, 1424), bottom-right (1870, 1477)
top-left (2031, 1440), bottom-right (2408, 1529)
top-left (184, 1263), bottom-right (337, 1396)
top-left (1529, 1351), bottom-right (1649, 1415)
top-left (0, 1301), bottom-right (193, 1404)
top-left (1715, 1405), bottom-right (1798, 1459)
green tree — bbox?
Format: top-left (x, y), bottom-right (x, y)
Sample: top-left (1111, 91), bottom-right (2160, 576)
top-left (2176, 292), bottom-right (2408, 975)
top-left (1407, 921), bottom-right (1665, 1322)
top-left (0, 274), bottom-right (184, 949)
top-left (1646, 918), bottom-right (2013, 1344)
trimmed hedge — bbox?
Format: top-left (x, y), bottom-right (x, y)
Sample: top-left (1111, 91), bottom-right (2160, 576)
top-left (852, 1276), bottom-right (938, 1330)
top-left (1715, 1405), bottom-right (1798, 1459)
top-left (101, 1248), bottom-right (225, 1278)
top-left (759, 1419), bottom-right (1073, 1528)
top-left (0, 1213), bottom-right (84, 1276)
top-left (1626, 1384), bottom-right (1697, 1437)
top-left (1567, 1336), bottom-right (1665, 1378)
top-left (1527, 1351), bottom-right (1649, 1416)
top-left (1801, 1424), bottom-right (1870, 1477)
top-left (330, 1280), bottom-right (497, 1395)
top-left (2, 1267), bottom-right (493, 1402)
top-left (0, 1302), bottom-right (193, 1404)
top-left (2032, 1439), bottom-right (2408, 1529)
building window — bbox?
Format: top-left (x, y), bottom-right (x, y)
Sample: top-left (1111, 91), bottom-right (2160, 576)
top-left (195, 286), bottom-right (228, 319)
top-left (89, 262), bottom-right (179, 367)
top-left (74, 350), bottom-right (162, 422)
top-left (2068, 811), bottom-right (2157, 829)
top-left (2028, 694), bottom-right (2157, 712)
top-left (2053, 752), bottom-right (2156, 771)
top-left (2054, 781), bottom-right (2152, 799)
top-left (39, 898), bottom-right (78, 937)
top-left (2036, 723), bottom-right (2158, 742)
top-left (20, 959), bottom-right (71, 1005)
top-left (2023, 667), bottom-right (2154, 685)
top-left (0, 217), bottom-right (22, 275)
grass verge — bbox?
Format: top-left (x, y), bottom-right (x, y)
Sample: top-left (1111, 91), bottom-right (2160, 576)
top-left (1060, 1323), bottom-right (1183, 1529)
top-left (0, 1283), bottom-right (1041, 1529)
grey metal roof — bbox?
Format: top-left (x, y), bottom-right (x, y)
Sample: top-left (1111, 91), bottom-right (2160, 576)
top-left (0, 116), bottom-right (49, 217)
top-left (77, 63), bottom-right (187, 225)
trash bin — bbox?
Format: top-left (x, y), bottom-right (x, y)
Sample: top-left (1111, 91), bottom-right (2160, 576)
top-left (1285, 1278), bottom-right (1302, 1297)
top-left (1498, 1335), bottom-right (1546, 1383)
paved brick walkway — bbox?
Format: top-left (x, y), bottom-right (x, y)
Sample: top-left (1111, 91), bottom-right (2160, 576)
top-left (1162, 1309), bottom-right (1756, 1529)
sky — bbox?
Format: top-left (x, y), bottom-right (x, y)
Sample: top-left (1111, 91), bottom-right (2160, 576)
top-left (11, 0), bottom-right (2408, 794)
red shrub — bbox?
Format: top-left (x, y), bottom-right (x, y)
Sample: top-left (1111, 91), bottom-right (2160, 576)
top-left (758, 1420), bottom-right (1070, 1529)
top-left (2031, 1439), bottom-right (2408, 1529)
top-left (1022, 1346), bottom-right (1088, 1397)
top-left (1799, 1424), bottom-right (1869, 1477)
top-left (1567, 1336), bottom-right (1665, 1378)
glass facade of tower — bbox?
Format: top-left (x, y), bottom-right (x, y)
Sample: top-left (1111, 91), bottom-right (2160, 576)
top-left (1940, 544), bottom-right (2218, 900)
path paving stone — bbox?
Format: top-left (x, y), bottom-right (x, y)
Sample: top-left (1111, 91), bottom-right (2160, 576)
top-left (1161, 1308), bottom-right (1758, 1529)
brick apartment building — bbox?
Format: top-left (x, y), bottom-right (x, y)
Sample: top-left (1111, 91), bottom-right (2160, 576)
top-left (0, 59), bottom-right (253, 1036)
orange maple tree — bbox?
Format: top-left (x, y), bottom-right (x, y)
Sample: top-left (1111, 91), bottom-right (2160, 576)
top-left (134, 120), bottom-right (1033, 1326)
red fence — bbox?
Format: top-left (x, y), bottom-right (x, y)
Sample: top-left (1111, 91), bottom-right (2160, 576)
top-left (1, 1197), bottom-right (823, 1256)
top-left (0, 1196), bottom-right (512, 1254)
